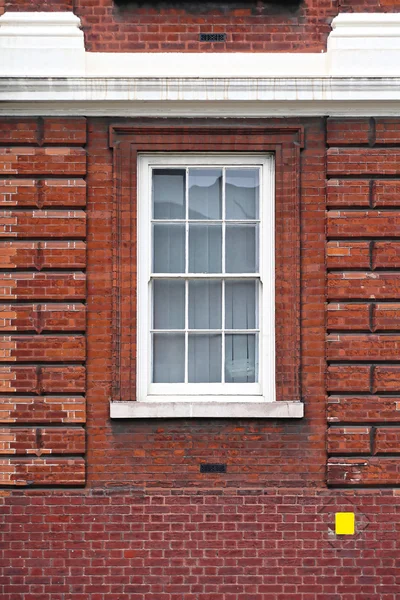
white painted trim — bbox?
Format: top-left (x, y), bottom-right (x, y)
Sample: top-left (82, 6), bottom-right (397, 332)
top-left (110, 400), bottom-right (304, 419)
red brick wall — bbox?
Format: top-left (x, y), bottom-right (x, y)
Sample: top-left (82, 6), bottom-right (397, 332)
top-left (1, 0), bottom-right (399, 53)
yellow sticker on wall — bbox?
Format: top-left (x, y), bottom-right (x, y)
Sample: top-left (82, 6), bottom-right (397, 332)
top-left (335, 512), bottom-right (355, 535)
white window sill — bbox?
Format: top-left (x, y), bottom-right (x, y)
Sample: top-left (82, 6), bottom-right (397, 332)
top-left (110, 401), bottom-right (303, 419)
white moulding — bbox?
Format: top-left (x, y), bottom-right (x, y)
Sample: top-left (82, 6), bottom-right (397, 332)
top-left (0, 12), bottom-right (85, 76)
top-left (110, 401), bottom-right (304, 419)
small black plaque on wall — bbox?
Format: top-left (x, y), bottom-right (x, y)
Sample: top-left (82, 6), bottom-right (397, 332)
top-left (199, 33), bottom-right (227, 42)
top-left (200, 463), bottom-right (227, 473)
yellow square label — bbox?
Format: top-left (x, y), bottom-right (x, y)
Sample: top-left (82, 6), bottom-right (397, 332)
top-left (335, 512), bottom-right (355, 535)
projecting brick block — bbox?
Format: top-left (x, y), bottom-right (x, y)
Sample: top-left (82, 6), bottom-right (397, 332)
top-left (0, 335), bottom-right (85, 362)
top-left (0, 457), bottom-right (85, 486)
top-left (327, 457), bottom-right (400, 485)
top-left (327, 334), bottom-right (400, 362)
top-left (374, 366), bottom-right (400, 392)
top-left (327, 426), bottom-right (371, 454)
top-left (327, 118), bottom-right (371, 146)
top-left (0, 396), bottom-right (86, 423)
top-left (327, 180), bottom-right (370, 207)
top-left (0, 118), bottom-right (86, 145)
top-left (0, 303), bottom-right (86, 332)
top-left (327, 365), bottom-right (371, 392)
top-left (327, 303), bottom-right (371, 331)
top-left (0, 210), bottom-right (86, 238)
top-left (0, 179), bottom-right (86, 208)
top-left (0, 241), bottom-right (86, 269)
top-left (373, 242), bottom-right (400, 269)
top-left (374, 428), bottom-right (400, 454)
top-left (328, 272), bottom-right (400, 300)
top-left (0, 365), bottom-right (85, 394)
top-left (0, 272), bottom-right (86, 300)
top-left (374, 304), bottom-right (400, 331)
top-left (0, 148), bottom-right (87, 176)
top-left (0, 119), bottom-right (39, 144)
top-left (328, 210), bottom-right (400, 238)
top-left (373, 180), bottom-right (400, 207)
top-left (326, 241), bottom-right (370, 269)
top-left (327, 148), bottom-right (400, 175)
top-left (328, 395), bottom-right (400, 423)
top-left (375, 119), bottom-right (400, 144)
top-left (0, 427), bottom-right (85, 455)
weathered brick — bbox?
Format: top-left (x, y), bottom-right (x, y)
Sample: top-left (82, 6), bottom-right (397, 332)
top-left (327, 334), bottom-right (400, 362)
top-left (0, 272), bottom-right (86, 300)
top-left (0, 210), bottom-right (86, 238)
top-left (327, 365), bottom-right (371, 393)
top-left (326, 241), bottom-right (370, 269)
top-left (0, 148), bottom-right (87, 176)
top-left (374, 303), bottom-right (400, 331)
top-left (374, 427), bottom-right (400, 454)
top-left (327, 457), bottom-right (400, 485)
top-left (0, 241), bottom-right (86, 269)
top-left (328, 395), bottom-right (400, 423)
top-left (327, 148), bottom-right (400, 175)
top-left (0, 427), bottom-right (85, 455)
top-left (0, 335), bottom-right (85, 362)
top-left (0, 365), bottom-right (85, 394)
top-left (0, 303), bottom-right (86, 332)
top-left (327, 426), bottom-right (371, 454)
top-left (0, 457), bottom-right (85, 486)
top-left (327, 118), bottom-right (371, 146)
top-left (0, 396), bottom-right (86, 424)
top-left (373, 242), bottom-right (400, 269)
top-left (327, 303), bottom-right (371, 331)
top-left (0, 179), bottom-right (86, 208)
top-left (327, 210), bottom-right (400, 238)
top-left (374, 366), bottom-right (400, 392)
top-left (328, 272), bottom-right (400, 300)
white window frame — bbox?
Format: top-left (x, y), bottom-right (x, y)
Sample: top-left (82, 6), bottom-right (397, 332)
top-left (137, 153), bottom-right (275, 405)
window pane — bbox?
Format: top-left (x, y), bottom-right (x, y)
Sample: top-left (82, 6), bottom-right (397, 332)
top-left (189, 224), bottom-right (222, 273)
top-left (153, 224), bottom-right (185, 273)
top-left (225, 280), bottom-right (257, 330)
top-left (153, 169), bottom-right (186, 220)
top-left (226, 169), bottom-right (259, 220)
top-left (225, 224), bottom-right (258, 273)
top-left (188, 334), bottom-right (222, 383)
top-left (189, 280), bottom-right (222, 329)
top-left (225, 334), bottom-right (257, 383)
top-left (153, 334), bottom-right (185, 382)
top-left (189, 169), bottom-right (222, 220)
top-left (153, 280), bottom-right (185, 330)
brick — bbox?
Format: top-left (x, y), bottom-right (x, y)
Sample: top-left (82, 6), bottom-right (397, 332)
top-left (328, 396), bottom-right (400, 423)
top-left (42, 118), bottom-right (87, 145)
top-left (0, 457), bottom-right (85, 486)
top-left (375, 119), bottom-right (400, 144)
top-left (327, 334), bottom-right (400, 361)
top-left (0, 335), bottom-right (85, 362)
top-left (0, 241), bottom-right (86, 269)
top-left (0, 210), bottom-right (86, 238)
top-left (327, 303), bottom-right (371, 331)
top-left (0, 396), bottom-right (86, 424)
top-left (327, 179), bottom-right (370, 208)
top-left (0, 179), bottom-right (86, 208)
top-left (328, 272), bottom-right (400, 300)
top-left (373, 180), bottom-right (400, 207)
top-left (327, 210), bottom-right (400, 238)
top-left (373, 242), bottom-right (400, 269)
top-left (327, 118), bottom-right (371, 146)
top-left (327, 365), bottom-right (371, 393)
top-left (0, 148), bottom-right (87, 176)
top-left (327, 426), bottom-right (371, 454)
top-left (0, 303), bottom-right (86, 332)
top-left (326, 241), bottom-right (370, 269)
top-left (374, 303), bottom-right (400, 331)
top-left (374, 366), bottom-right (400, 392)
top-left (0, 272), bottom-right (86, 300)
top-left (0, 365), bottom-right (85, 394)
top-left (374, 427), bottom-right (400, 454)
top-left (327, 457), bottom-right (400, 485)
top-left (0, 427), bottom-right (85, 455)
top-left (327, 148), bottom-right (400, 175)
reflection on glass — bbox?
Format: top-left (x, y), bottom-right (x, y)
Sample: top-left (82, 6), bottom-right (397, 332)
top-left (153, 169), bottom-right (186, 220)
top-left (189, 224), bottom-right (222, 273)
top-left (153, 334), bottom-right (185, 382)
top-left (225, 280), bottom-right (257, 329)
top-left (188, 334), bottom-right (221, 383)
top-left (225, 224), bottom-right (258, 273)
top-left (153, 224), bottom-right (185, 273)
top-left (189, 280), bottom-right (222, 329)
top-left (189, 169), bottom-right (222, 220)
top-left (153, 280), bottom-right (185, 330)
top-left (226, 169), bottom-right (259, 220)
top-left (225, 334), bottom-right (257, 383)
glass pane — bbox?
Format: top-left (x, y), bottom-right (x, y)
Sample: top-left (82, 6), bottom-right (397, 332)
top-left (189, 224), bottom-right (222, 273)
top-left (189, 280), bottom-right (222, 330)
top-left (225, 280), bottom-right (257, 330)
top-left (153, 280), bottom-right (185, 330)
top-left (153, 334), bottom-right (185, 383)
top-left (153, 169), bottom-right (186, 220)
top-left (153, 224), bottom-right (185, 273)
top-left (188, 334), bottom-right (222, 383)
top-left (225, 334), bottom-right (257, 383)
top-left (226, 169), bottom-right (259, 220)
top-left (225, 224), bottom-right (258, 273)
top-left (189, 169), bottom-right (222, 220)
